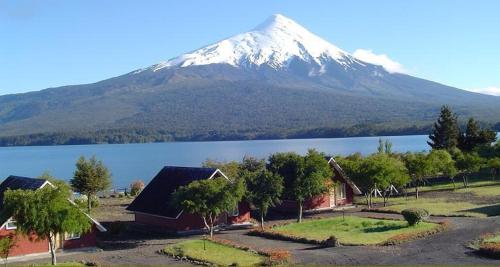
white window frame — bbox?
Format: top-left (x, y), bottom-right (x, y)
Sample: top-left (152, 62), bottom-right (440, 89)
top-left (65, 232), bottom-right (81, 240)
top-left (5, 219), bottom-right (17, 230)
top-left (336, 183), bottom-right (347, 200)
top-left (229, 205), bottom-right (239, 217)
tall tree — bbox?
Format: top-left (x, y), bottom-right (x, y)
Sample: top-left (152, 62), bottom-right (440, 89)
top-left (428, 105), bottom-right (459, 150)
top-left (455, 152), bottom-right (483, 188)
top-left (403, 152), bottom-right (432, 199)
top-left (487, 158), bottom-right (500, 179)
top-left (3, 186), bottom-right (91, 265)
top-left (70, 155), bottom-right (112, 212)
top-left (427, 149), bottom-right (458, 188)
top-left (171, 178), bottom-right (244, 238)
top-left (458, 118), bottom-right (497, 151)
top-left (295, 149), bottom-right (332, 222)
top-left (363, 154), bottom-right (409, 206)
top-left (268, 150), bottom-right (331, 222)
top-left (245, 170), bottom-right (283, 230)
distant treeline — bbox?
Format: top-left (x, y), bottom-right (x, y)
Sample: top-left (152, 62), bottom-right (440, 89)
top-left (0, 122), bottom-right (497, 147)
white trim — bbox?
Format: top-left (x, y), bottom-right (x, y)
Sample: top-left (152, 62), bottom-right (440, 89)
top-left (208, 169), bottom-right (231, 182)
top-left (135, 210), bottom-right (182, 220)
top-left (40, 180), bottom-right (55, 189)
top-left (327, 157), bottom-right (362, 195)
top-left (64, 232), bottom-right (81, 240)
top-left (5, 218), bottom-right (17, 230)
top-left (140, 168), bottom-right (232, 220)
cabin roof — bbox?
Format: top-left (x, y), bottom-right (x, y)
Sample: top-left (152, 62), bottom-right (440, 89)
top-left (0, 176), bottom-right (49, 210)
top-left (126, 166), bottom-right (226, 218)
top-left (0, 175), bottom-right (106, 232)
top-left (326, 157), bottom-right (363, 195)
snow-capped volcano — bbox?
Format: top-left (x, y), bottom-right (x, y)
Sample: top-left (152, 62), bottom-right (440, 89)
top-left (147, 14), bottom-right (360, 72)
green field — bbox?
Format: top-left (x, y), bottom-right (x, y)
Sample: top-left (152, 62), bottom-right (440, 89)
top-left (377, 197), bottom-right (500, 217)
top-left (164, 239), bottom-right (264, 266)
top-left (484, 233), bottom-right (500, 243)
top-left (419, 179), bottom-right (500, 192)
top-left (272, 216), bottom-right (438, 245)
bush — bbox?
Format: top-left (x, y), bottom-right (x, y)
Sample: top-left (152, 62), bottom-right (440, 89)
top-left (401, 208), bottom-right (429, 226)
top-left (130, 180), bottom-right (145, 196)
top-left (74, 196), bottom-right (99, 209)
top-left (323, 235), bottom-right (340, 247)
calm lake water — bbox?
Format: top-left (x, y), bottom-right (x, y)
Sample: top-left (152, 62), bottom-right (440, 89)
top-left (0, 135), bottom-right (430, 188)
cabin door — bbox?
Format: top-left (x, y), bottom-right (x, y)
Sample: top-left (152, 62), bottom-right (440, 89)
top-left (329, 188), bottom-right (336, 207)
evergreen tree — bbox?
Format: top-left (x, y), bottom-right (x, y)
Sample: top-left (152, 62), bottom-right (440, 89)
top-left (70, 155), bottom-right (112, 212)
top-left (428, 105), bottom-right (460, 150)
top-left (458, 118), bottom-right (497, 151)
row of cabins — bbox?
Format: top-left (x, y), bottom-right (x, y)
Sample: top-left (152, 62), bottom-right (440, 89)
top-left (0, 157), bottom-right (360, 259)
top-left (127, 157), bottom-right (361, 232)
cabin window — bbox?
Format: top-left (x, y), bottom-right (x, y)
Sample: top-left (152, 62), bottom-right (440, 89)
top-left (5, 219), bottom-right (16, 230)
top-left (229, 205), bottom-right (239, 217)
top-left (65, 232), bottom-right (81, 240)
top-left (335, 183), bottom-right (346, 200)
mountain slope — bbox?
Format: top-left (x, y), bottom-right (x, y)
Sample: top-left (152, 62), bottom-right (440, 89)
top-left (0, 14), bottom-right (498, 144)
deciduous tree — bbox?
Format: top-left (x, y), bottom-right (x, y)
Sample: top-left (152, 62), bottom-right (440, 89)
top-left (171, 177), bottom-right (244, 238)
top-left (3, 186), bottom-right (91, 265)
top-left (268, 149), bottom-right (332, 222)
top-left (245, 170), bottom-right (283, 229)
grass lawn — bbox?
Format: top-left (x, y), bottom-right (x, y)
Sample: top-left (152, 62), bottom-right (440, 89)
top-left (164, 239), bottom-right (264, 266)
top-left (457, 185), bottom-right (500, 197)
top-left (377, 197), bottom-right (498, 217)
top-left (419, 179), bottom-right (500, 192)
top-left (272, 216), bottom-right (438, 245)
top-left (484, 233), bottom-right (500, 243)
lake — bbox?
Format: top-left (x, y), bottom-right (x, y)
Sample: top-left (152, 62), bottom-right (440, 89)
top-left (0, 135), bottom-right (430, 188)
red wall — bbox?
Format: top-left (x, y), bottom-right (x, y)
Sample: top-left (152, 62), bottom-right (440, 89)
top-left (62, 225), bottom-right (98, 250)
top-left (228, 202), bottom-right (251, 224)
top-left (135, 202), bottom-right (252, 231)
top-left (276, 172), bottom-right (356, 213)
top-left (0, 228), bottom-right (48, 257)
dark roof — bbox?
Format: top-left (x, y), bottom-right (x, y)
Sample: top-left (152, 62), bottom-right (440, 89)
top-left (326, 157), bottom-right (362, 195)
top-left (0, 176), bottom-right (47, 210)
top-left (127, 166), bottom-right (221, 218)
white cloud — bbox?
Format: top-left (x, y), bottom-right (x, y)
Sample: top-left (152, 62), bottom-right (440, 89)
top-left (352, 49), bottom-right (408, 74)
top-left (466, 86), bottom-right (500, 96)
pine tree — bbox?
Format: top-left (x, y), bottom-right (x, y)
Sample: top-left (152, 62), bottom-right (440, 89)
top-left (428, 105), bottom-right (459, 150)
top-left (458, 117), bottom-right (497, 151)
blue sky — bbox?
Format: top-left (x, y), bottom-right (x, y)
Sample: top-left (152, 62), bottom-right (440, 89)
top-left (1, 0), bottom-right (500, 95)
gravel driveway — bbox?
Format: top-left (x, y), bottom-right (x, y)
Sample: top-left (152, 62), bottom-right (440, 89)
top-left (19, 212), bottom-right (500, 266)
top-left (218, 212), bottom-right (500, 265)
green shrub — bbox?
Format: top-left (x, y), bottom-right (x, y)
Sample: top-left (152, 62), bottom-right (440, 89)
top-left (323, 235), bottom-right (340, 247)
top-left (401, 208), bottom-right (429, 226)
top-left (74, 196), bottom-right (99, 209)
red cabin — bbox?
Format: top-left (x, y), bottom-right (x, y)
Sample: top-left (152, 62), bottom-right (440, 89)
top-left (127, 166), bottom-right (252, 233)
top-left (278, 157), bottom-right (362, 212)
top-left (0, 176), bottom-right (106, 258)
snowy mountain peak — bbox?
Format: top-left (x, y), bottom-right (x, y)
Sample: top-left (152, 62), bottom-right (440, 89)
top-left (147, 14), bottom-right (356, 72)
